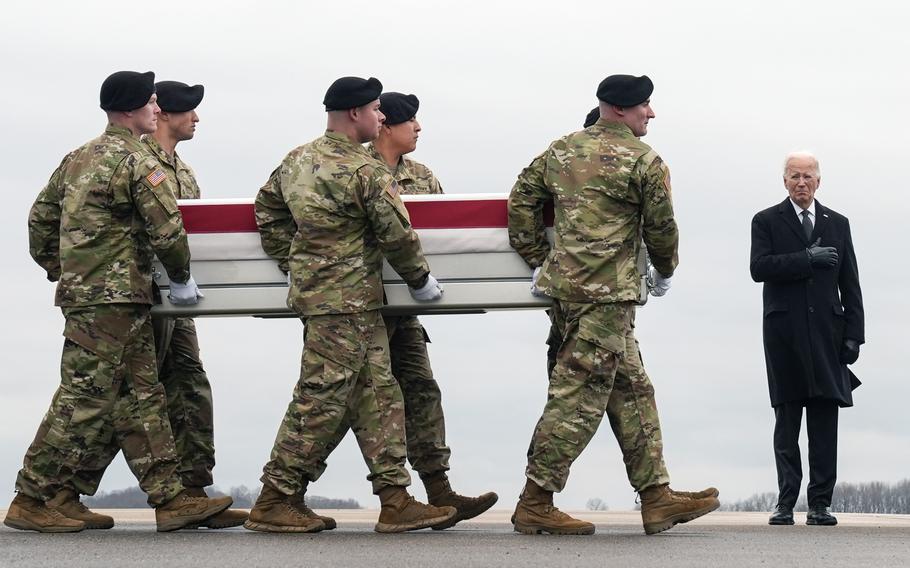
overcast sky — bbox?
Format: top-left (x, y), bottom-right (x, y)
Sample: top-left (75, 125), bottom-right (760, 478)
top-left (1, 1), bottom-right (908, 512)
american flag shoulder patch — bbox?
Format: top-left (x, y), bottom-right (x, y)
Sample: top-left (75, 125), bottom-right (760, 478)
top-left (146, 169), bottom-right (167, 187)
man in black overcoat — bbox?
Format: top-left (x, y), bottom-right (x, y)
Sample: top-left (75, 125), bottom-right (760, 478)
top-left (750, 152), bottom-right (864, 526)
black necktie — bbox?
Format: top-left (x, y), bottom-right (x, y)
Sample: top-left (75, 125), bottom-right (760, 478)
top-left (801, 210), bottom-right (813, 240)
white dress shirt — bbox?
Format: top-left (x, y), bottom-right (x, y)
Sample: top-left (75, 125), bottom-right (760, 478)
top-left (790, 198), bottom-right (816, 229)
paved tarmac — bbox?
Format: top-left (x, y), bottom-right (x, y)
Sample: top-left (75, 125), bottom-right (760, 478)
top-left (1, 510), bottom-right (908, 568)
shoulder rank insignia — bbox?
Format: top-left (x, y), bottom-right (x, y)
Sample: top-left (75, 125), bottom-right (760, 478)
top-left (385, 180), bottom-right (400, 198)
top-left (146, 169), bottom-right (167, 187)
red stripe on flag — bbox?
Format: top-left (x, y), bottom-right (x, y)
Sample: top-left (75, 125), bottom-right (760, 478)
top-left (179, 203), bottom-right (259, 233)
top-left (405, 199), bottom-right (507, 229)
top-left (178, 199), bottom-right (554, 233)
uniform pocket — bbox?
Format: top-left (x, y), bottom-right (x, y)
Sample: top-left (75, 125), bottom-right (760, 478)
top-left (304, 315), bottom-right (368, 371)
top-left (551, 420), bottom-right (585, 446)
top-left (303, 355), bottom-right (356, 399)
top-left (63, 316), bottom-right (126, 367)
top-left (577, 312), bottom-right (626, 358)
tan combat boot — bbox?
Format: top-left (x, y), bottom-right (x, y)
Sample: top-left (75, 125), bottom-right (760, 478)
top-left (3, 493), bottom-right (85, 533)
top-left (155, 489), bottom-right (233, 532)
top-left (47, 489), bottom-right (114, 529)
top-left (374, 486), bottom-right (456, 533)
top-left (672, 487), bottom-right (720, 499)
top-left (422, 471), bottom-right (498, 530)
top-left (243, 484), bottom-right (325, 533)
top-left (290, 483), bottom-right (336, 530)
top-left (639, 484), bottom-right (720, 535)
top-left (512, 479), bottom-right (595, 535)
top-left (182, 487), bottom-right (249, 529)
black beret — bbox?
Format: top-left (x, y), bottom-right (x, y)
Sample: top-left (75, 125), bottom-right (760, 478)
top-left (100, 70), bottom-right (156, 111)
top-left (583, 107), bottom-right (600, 128)
top-left (323, 76), bottom-right (383, 111)
top-left (596, 74), bottom-right (653, 107)
top-left (155, 81), bottom-right (204, 112)
top-left (379, 92), bottom-right (419, 125)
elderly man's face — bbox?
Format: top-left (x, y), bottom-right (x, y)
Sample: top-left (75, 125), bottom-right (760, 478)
top-left (784, 156), bottom-right (821, 208)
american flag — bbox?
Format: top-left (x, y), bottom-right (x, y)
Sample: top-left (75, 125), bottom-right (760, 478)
top-left (146, 169), bottom-right (167, 187)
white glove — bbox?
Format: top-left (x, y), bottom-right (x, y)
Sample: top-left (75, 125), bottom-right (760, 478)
top-left (530, 266), bottom-right (548, 298)
top-left (286, 271), bottom-right (292, 286)
top-left (646, 264), bottom-right (672, 297)
top-left (409, 274), bottom-right (444, 301)
top-left (169, 275), bottom-right (205, 305)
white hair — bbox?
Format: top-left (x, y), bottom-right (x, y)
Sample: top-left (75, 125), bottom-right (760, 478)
top-left (783, 151), bottom-right (821, 176)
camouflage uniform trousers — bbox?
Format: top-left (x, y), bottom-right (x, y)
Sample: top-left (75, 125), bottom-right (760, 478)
top-left (526, 300), bottom-right (670, 493)
top-left (15, 304), bottom-right (183, 507)
top-left (384, 315), bottom-right (451, 477)
top-left (72, 315), bottom-right (216, 493)
top-left (262, 310), bottom-right (411, 496)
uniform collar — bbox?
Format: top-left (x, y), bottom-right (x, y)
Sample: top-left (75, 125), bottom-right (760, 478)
top-left (324, 130), bottom-right (369, 154)
top-left (104, 123), bottom-right (141, 142)
top-left (591, 119), bottom-right (635, 138)
top-left (366, 143), bottom-right (414, 183)
top-left (141, 135), bottom-right (179, 168)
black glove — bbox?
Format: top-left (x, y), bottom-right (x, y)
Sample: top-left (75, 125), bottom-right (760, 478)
top-left (840, 338), bottom-right (860, 364)
top-left (807, 238), bottom-right (838, 268)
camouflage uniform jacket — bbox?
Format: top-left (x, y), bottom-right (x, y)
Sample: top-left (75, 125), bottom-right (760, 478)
top-left (141, 136), bottom-right (201, 199)
top-left (28, 124), bottom-right (191, 307)
top-left (508, 119), bottom-right (678, 304)
top-left (255, 131), bottom-right (431, 316)
top-left (367, 144), bottom-right (444, 195)
top-left (368, 144), bottom-right (443, 333)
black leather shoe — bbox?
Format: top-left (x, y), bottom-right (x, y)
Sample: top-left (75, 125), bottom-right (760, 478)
top-left (768, 505), bottom-right (794, 525)
top-left (806, 506), bottom-right (837, 526)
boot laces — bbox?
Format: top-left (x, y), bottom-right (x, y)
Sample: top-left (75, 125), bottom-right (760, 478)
top-left (543, 505), bottom-right (571, 519)
top-left (47, 507), bottom-right (69, 521)
top-left (47, 493), bottom-right (88, 518)
top-left (283, 502), bottom-right (310, 521)
top-left (444, 491), bottom-right (483, 508)
top-left (290, 495), bottom-right (317, 517)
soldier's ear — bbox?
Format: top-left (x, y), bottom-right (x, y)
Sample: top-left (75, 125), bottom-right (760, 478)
top-left (159, 111), bottom-right (171, 122)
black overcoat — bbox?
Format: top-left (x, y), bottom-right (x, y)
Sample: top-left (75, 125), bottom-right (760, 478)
top-left (750, 198), bottom-right (864, 407)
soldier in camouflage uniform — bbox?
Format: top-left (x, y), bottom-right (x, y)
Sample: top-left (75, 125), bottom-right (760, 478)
top-left (4, 71), bottom-right (231, 533)
top-left (536, 106), bottom-right (720, 506)
top-left (69, 81), bottom-right (248, 529)
top-left (246, 76), bottom-right (455, 534)
top-left (508, 75), bottom-right (719, 535)
top-left (367, 92), bottom-right (498, 529)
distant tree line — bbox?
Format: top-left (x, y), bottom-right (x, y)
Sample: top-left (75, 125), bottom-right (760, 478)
top-left (84, 485), bottom-right (361, 509)
top-left (722, 479), bottom-right (910, 514)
